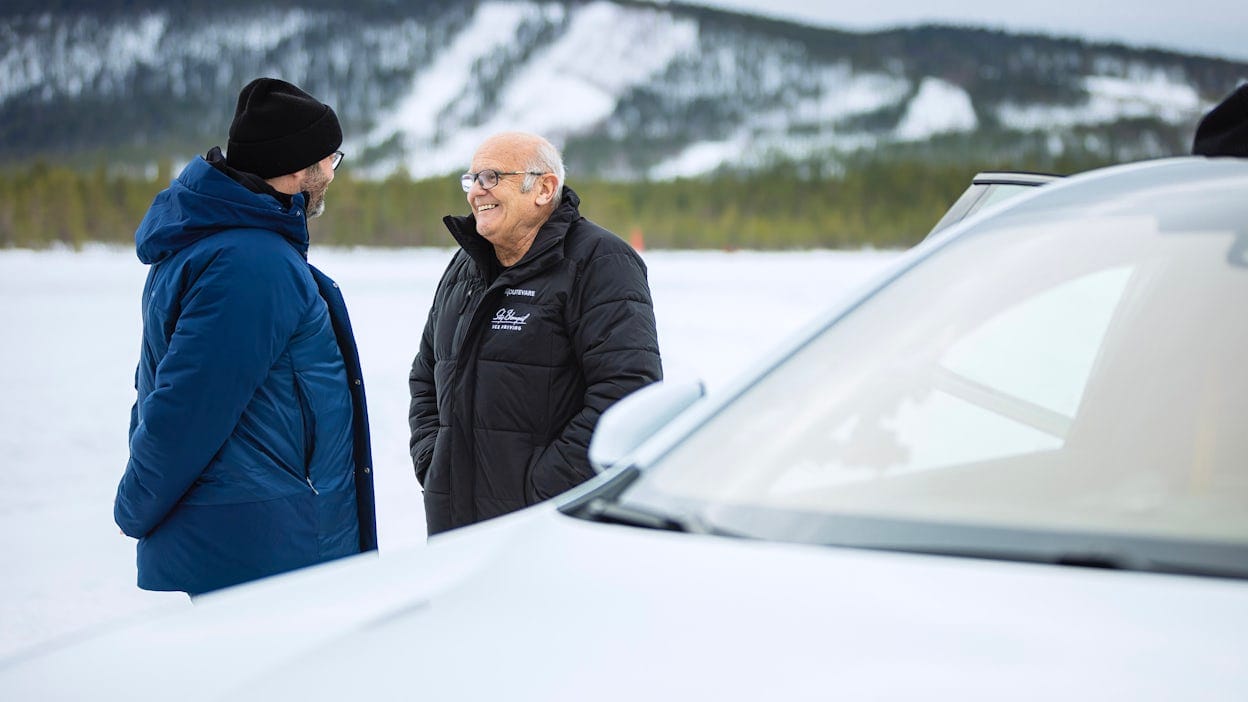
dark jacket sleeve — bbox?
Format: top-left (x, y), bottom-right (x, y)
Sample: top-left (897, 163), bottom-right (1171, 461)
top-left (408, 308), bottom-right (439, 487)
top-left (410, 257), bottom-right (463, 487)
top-left (115, 241), bottom-right (306, 538)
top-left (528, 248), bottom-right (663, 500)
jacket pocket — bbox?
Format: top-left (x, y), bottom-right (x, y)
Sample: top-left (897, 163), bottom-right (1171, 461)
top-left (292, 372), bottom-right (318, 493)
top-left (523, 443), bottom-right (547, 504)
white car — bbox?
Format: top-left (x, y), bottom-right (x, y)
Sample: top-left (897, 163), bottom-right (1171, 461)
top-left (2, 157), bottom-right (1246, 700)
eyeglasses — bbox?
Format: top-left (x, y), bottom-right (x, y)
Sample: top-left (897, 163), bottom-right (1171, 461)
top-left (460, 169), bottom-right (546, 192)
top-left (330, 151), bottom-right (345, 171)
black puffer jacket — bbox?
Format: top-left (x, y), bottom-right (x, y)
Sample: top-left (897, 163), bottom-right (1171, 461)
top-left (409, 187), bottom-right (662, 535)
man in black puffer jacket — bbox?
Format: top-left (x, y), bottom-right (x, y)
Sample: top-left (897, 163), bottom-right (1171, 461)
top-left (409, 132), bottom-right (663, 535)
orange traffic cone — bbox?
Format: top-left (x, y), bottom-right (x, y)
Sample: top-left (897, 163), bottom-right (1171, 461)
top-left (629, 227), bottom-right (645, 252)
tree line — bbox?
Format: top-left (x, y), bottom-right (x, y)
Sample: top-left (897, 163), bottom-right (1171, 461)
top-left (0, 155), bottom-right (1110, 252)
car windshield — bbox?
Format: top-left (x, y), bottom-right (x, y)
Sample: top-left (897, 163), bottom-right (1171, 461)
top-left (621, 164), bottom-right (1248, 573)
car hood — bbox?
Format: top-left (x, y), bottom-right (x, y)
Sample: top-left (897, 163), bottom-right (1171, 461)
top-left (3, 503), bottom-right (1246, 700)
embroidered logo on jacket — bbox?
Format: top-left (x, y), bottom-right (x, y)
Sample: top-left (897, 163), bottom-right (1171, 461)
top-left (491, 307), bottom-right (531, 331)
top-left (504, 288), bottom-right (536, 297)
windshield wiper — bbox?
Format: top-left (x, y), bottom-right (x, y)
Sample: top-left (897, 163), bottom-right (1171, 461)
top-left (725, 510), bottom-right (1248, 580)
top-left (579, 498), bottom-right (735, 537)
top-left (559, 466), bottom-right (735, 536)
top-left (835, 540), bottom-right (1248, 580)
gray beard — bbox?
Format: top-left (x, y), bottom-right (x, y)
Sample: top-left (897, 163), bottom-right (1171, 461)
top-left (301, 186), bottom-right (326, 218)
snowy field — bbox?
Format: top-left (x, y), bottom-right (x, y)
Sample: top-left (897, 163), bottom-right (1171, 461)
top-left (0, 245), bottom-right (901, 659)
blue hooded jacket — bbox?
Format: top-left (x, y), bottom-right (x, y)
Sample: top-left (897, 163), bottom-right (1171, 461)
top-left (115, 156), bottom-right (377, 595)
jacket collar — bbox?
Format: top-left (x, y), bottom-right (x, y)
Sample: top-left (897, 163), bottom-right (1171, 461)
top-left (443, 186), bottom-right (582, 282)
top-left (136, 149), bottom-right (310, 264)
top-left (205, 146), bottom-right (295, 209)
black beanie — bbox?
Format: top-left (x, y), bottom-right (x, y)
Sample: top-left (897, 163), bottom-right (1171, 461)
top-left (1192, 84), bottom-right (1248, 158)
top-left (226, 78), bottom-right (343, 178)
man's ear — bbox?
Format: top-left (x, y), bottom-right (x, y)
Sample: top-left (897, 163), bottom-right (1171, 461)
top-left (265, 171), bottom-right (303, 196)
top-left (534, 173), bottom-right (559, 206)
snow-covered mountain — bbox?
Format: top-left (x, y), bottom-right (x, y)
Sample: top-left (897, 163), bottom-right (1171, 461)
top-left (2, 0), bottom-right (1245, 178)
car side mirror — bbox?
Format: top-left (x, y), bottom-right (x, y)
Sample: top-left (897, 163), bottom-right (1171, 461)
top-left (589, 379), bottom-right (706, 473)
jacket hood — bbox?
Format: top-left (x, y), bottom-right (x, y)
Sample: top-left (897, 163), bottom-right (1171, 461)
top-left (135, 155), bottom-right (310, 264)
top-left (443, 186), bottom-right (582, 278)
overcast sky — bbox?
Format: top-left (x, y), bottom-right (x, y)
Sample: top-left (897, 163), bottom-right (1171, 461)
top-left (685, 0), bottom-right (1248, 62)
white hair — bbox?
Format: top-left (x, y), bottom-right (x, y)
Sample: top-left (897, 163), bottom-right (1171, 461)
top-left (520, 138), bottom-right (566, 206)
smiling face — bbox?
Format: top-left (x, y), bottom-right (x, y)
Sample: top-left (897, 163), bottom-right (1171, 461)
top-left (466, 134), bottom-right (558, 258)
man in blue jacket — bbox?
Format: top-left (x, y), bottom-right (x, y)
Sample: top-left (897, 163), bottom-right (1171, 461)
top-left (115, 78), bottom-right (378, 596)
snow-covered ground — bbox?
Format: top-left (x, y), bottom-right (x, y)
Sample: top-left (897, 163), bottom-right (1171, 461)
top-left (0, 245), bottom-right (900, 659)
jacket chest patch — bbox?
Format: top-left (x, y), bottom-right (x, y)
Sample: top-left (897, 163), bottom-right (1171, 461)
top-left (490, 306), bottom-right (531, 332)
